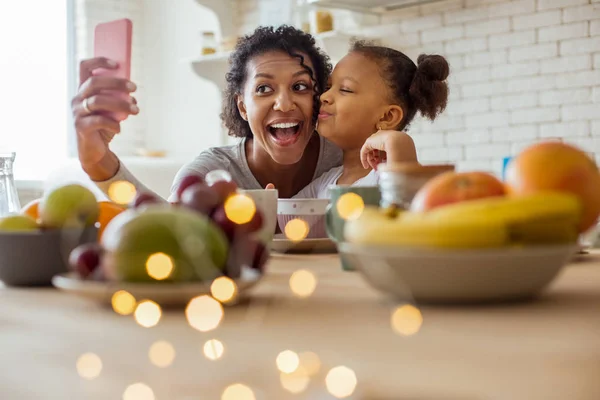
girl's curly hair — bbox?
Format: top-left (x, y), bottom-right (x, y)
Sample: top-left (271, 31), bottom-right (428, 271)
top-left (221, 25), bottom-right (332, 138)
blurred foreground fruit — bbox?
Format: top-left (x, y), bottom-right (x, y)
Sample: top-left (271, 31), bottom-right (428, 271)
top-left (131, 192), bottom-right (161, 208)
top-left (39, 184), bottom-right (99, 228)
top-left (0, 214), bottom-right (39, 232)
top-left (411, 171), bottom-right (506, 212)
top-left (505, 141), bottom-right (600, 233)
top-left (346, 192), bottom-right (581, 248)
top-left (97, 201), bottom-right (126, 239)
top-left (69, 243), bottom-right (104, 278)
top-left (176, 174), bottom-right (204, 200)
top-left (100, 205), bottom-right (228, 282)
top-left (20, 199), bottom-right (40, 221)
top-left (180, 183), bottom-right (220, 215)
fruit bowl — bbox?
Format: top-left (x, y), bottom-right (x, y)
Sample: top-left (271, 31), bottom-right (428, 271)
top-left (339, 242), bottom-right (578, 304)
top-left (0, 227), bottom-right (98, 286)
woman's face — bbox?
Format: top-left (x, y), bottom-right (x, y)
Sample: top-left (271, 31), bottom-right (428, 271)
top-left (237, 51), bottom-right (317, 165)
top-left (317, 52), bottom-right (391, 150)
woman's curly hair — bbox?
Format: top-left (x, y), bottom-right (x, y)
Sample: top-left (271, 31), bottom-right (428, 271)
top-left (221, 25), bottom-right (332, 138)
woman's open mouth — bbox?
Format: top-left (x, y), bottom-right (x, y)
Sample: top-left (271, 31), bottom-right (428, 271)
top-left (267, 121), bottom-right (303, 146)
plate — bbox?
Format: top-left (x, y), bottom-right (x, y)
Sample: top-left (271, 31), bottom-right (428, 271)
top-left (51, 269), bottom-right (262, 307)
top-left (270, 233), bottom-right (337, 254)
top-left (339, 242), bottom-right (578, 304)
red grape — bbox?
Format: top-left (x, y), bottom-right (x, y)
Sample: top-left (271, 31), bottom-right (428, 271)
top-left (180, 183), bottom-right (220, 215)
top-left (131, 192), bottom-right (160, 208)
top-left (225, 236), bottom-right (268, 276)
top-left (209, 180), bottom-right (238, 203)
top-left (69, 243), bottom-right (104, 278)
top-left (251, 241), bottom-right (269, 272)
top-left (211, 205), bottom-right (237, 241)
top-left (176, 174), bottom-right (204, 200)
top-left (239, 209), bottom-right (263, 234)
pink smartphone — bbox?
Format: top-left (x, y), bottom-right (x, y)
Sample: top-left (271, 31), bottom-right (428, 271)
top-left (93, 18), bottom-right (133, 122)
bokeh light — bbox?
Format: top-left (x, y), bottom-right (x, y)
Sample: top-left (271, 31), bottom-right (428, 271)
top-left (280, 366), bottom-right (310, 394)
top-left (134, 300), bottom-right (162, 328)
top-left (276, 350), bottom-right (300, 374)
top-left (298, 351), bottom-right (321, 376)
top-left (325, 366), bottom-right (357, 398)
top-left (210, 277), bottom-right (238, 304)
top-left (123, 383), bottom-right (155, 400)
top-left (108, 181), bottom-right (137, 205)
top-left (145, 253), bottom-right (174, 281)
top-left (185, 295), bottom-right (224, 332)
top-left (111, 290), bottom-right (136, 316)
top-left (224, 194), bottom-right (256, 224)
top-left (336, 193), bottom-right (365, 220)
top-left (289, 269), bottom-right (317, 298)
top-left (148, 340), bottom-right (176, 368)
top-left (391, 304), bottom-right (423, 336)
top-left (284, 218), bottom-right (310, 242)
top-left (203, 339), bottom-right (225, 361)
top-left (221, 383), bottom-right (255, 400)
top-left (76, 353), bottom-right (102, 380)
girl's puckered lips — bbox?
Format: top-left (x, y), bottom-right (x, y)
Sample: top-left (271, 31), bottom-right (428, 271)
top-left (318, 110), bottom-right (333, 119)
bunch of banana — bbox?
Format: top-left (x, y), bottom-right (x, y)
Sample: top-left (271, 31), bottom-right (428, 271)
top-left (345, 192), bottom-right (581, 249)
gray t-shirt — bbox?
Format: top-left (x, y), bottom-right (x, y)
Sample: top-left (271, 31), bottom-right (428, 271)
top-left (95, 135), bottom-right (342, 202)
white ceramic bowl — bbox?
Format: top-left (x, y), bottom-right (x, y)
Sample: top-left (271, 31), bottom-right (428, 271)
top-left (339, 242), bottom-right (578, 304)
top-left (277, 198), bottom-right (329, 239)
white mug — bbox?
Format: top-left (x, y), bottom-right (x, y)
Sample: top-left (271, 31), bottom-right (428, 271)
top-left (239, 189), bottom-right (278, 244)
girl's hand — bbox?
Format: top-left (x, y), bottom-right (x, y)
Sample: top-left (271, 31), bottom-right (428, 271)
top-left (360, 130), bottom-right (418, 169)
top-left (360, 130), bottom-right (395, 169)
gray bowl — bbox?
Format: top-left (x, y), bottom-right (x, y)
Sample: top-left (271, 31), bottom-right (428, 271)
top-left (0, 226), bottom-right (98, 286)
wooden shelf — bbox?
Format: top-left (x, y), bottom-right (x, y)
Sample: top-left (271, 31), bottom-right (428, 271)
top-left (307, 0), bottom-right (445, 14)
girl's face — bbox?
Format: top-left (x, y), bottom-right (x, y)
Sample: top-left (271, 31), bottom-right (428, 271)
top-left (237, 51), bottom-right (317, 165)
top-left (317, 52), bottom-right (393, 150)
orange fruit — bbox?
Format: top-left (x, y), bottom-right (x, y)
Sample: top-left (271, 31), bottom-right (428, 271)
top-left (21, 198), bottom-right (41, 221)
top-left (97, 201), bottom-right (127, 239)
top-left (505, 141), bottom-right (600, 233)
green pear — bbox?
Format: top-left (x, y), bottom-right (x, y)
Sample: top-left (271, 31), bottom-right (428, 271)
top-left (101, 205), bottom-right (228, 282)
top-left (0, 214), bottom-right (39, 232)
top-left (39, 184), bottom-right (99, 228)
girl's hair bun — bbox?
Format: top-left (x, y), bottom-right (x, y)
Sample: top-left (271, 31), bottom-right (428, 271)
top-left (409, 54), bottom-right (450, 121)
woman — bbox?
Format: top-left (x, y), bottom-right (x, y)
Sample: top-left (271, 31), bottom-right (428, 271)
top-left (71, 25), bottom-right (342, 201)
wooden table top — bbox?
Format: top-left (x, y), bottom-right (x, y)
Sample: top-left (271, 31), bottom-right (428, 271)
top-left (1, 250), bottom-right (599, 400)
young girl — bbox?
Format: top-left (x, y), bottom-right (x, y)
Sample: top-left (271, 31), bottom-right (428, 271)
top-left (293, 41), bottom-right (450, 199)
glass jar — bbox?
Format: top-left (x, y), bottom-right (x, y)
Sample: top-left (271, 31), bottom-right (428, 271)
top-left (0, 152), bottom-right (21, 216)
top-left (311, 9), bottom-right (334, 34)
top-left (200, 31), bottom-right (217, 55)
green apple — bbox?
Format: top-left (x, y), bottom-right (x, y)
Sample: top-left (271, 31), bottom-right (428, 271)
top-left (101, 205), bottom-right (228, 282)
top-left (39, 184), bottom-right (99, 228)
top-left (0, 214), bottom-right (39, 232)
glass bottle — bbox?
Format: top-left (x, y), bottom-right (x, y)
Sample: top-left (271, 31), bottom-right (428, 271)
top-left (0, 152), bottom-right (21, 216)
